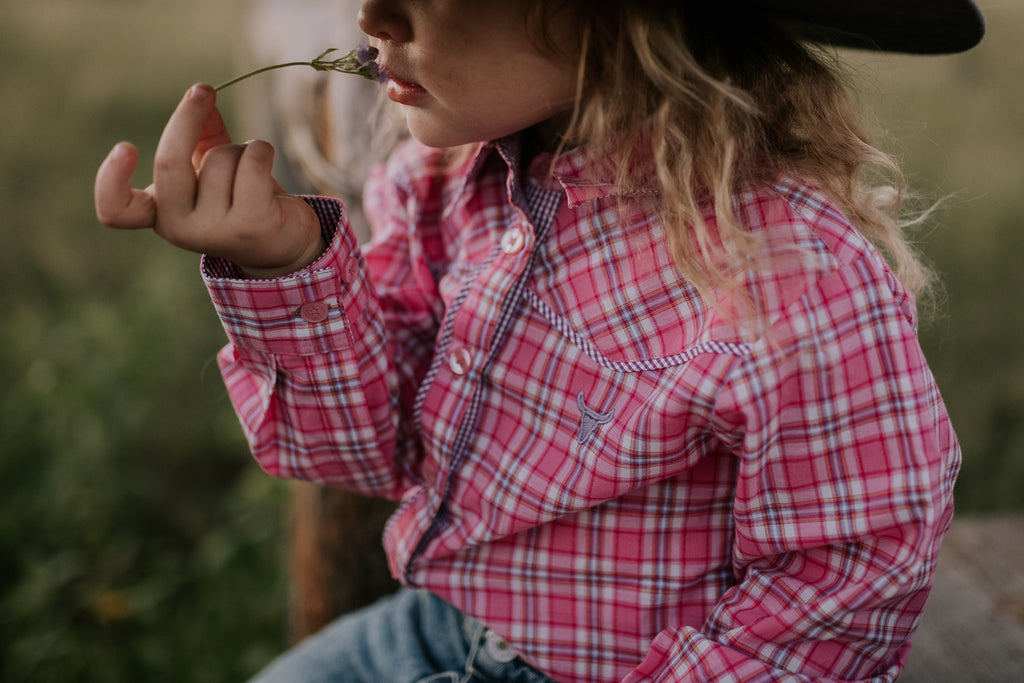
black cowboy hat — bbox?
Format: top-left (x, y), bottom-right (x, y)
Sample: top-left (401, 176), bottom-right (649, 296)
top-left (756, 0), bottom-right (986, 54)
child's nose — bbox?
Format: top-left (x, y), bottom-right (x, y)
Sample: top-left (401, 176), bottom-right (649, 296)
top-left (357, 0), bottom-right (413, 44)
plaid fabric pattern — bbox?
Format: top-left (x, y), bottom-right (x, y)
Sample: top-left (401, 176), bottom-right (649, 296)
top-left (203, 137), bottom-right (959, 683)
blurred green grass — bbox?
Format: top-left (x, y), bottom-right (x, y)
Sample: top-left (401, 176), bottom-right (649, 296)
top-left (0, 0), bottom-right (1020, 681)
top-left (1, 1), bottom-right (292, 681)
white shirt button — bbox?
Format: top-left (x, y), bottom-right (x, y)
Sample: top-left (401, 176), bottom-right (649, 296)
top-left (484, 629), bottom-right (518, 663)
top-left (448, 347), bottom-right (473, 375)
top-left (500, 226), bottom-right (527, 255)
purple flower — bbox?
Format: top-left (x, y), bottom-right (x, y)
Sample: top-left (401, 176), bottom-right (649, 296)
top-left (356, 44), bottom-right (377, 65)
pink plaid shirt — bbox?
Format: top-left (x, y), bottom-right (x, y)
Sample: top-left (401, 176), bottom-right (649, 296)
top-left (204, 137), bottom-right (959, 683)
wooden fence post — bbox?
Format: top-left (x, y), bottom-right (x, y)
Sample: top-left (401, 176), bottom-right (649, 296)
top-left (288, 483), bottom-right (398, 639)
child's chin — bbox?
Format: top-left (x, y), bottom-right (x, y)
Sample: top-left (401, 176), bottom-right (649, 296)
top-left (405, 114), bottom-right (495, 149)
top-left (408, 126), bottom-right (474, 149)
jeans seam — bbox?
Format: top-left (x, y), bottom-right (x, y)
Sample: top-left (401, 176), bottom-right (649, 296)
top-left (462, 620), bottom-right (486, 682)
top-left (417, 674), bottom-right (459, 683)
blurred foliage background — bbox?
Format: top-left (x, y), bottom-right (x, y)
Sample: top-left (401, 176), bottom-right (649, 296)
top-left (1, 0), bottom-right (1020, 681)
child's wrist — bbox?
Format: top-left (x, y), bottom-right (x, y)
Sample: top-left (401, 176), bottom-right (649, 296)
top-left (237, 236), bottom-right (329, 280)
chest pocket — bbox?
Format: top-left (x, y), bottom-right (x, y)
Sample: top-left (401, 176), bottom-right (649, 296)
top-left (528, 217), bottom-right (716, 370)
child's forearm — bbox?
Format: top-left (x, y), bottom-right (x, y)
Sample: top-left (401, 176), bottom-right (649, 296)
top-left (203, 199), bottom-right (411, 498)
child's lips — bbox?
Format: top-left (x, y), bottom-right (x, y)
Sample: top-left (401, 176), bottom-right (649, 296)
top-left (385, 73), bottom-right (428, 106)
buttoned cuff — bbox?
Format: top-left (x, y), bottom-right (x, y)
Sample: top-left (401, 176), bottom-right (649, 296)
top-left (202, 197), bottom-right (366, 356)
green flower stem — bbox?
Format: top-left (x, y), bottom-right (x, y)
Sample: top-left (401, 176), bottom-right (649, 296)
top-left (214, 62), bottom-right (315, 91)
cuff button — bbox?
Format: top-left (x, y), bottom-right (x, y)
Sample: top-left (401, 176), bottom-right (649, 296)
top-left (299, 301), bottom-right (329, 323)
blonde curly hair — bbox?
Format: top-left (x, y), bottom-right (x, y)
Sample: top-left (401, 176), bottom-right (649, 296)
top-left (528, 0), bottom-right (934, 308)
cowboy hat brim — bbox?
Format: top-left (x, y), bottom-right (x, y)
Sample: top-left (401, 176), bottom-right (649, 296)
top-left (756, 0), bottom-right (985, 54)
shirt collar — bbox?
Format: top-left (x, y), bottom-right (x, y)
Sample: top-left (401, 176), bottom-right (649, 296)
top-left (450, 134), bottom-right (661, 210)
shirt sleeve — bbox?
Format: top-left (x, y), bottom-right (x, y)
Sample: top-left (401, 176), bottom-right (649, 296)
top-left (624, 259), bottom-right (960, 682)
top-left (201, 189), bottom-right (442, 499)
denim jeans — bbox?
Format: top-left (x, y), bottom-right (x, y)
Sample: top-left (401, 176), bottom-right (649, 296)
top-left (249, 588), bottom-right (560, 683)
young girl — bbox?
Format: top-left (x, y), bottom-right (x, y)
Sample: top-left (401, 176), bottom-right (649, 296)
top-left (94, 0), bottom-right (985, 681)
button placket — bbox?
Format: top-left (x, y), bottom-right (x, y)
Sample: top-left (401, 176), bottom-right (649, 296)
top-left (403, 147), bottom-right (565, 583)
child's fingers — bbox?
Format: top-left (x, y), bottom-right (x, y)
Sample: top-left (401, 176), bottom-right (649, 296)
top-left (153, 84), bottom-right (216, 221)
top-left (191, 104), bottom-right (234, 171)
top-left (231, 140), bottom-right (321, 273)
top-left (94, 142), bottom-right (157, 229)
top-left (195, 143), bottom-right (247, 213)
top-left (231, 140), bottom-right (279, 216)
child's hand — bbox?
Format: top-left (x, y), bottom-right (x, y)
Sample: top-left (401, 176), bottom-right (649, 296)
top-left (94, 84), bottom-right (324, 279)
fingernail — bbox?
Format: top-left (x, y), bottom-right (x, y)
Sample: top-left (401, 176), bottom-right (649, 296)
top-left (110, 142), bottom-right (131, 159)
top-left (190, 84), bottom-right (214, 100)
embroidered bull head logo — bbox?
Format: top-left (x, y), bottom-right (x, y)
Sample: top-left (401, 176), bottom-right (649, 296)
top-left (575, 391), bottom-right (615, 444)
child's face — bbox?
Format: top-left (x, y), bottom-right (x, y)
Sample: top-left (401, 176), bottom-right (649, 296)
top-left (358, 0), bottom-right (578, 148)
